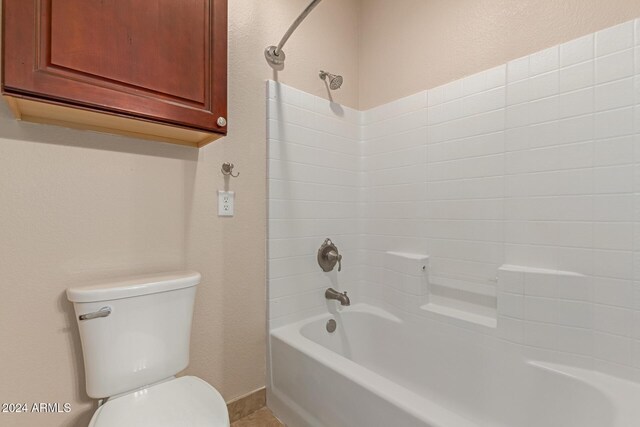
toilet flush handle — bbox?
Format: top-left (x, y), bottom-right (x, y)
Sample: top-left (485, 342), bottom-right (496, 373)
top-left (79, 306), bottom-right (112, 321)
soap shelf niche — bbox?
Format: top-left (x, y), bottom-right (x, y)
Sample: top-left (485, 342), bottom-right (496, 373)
top-left (421, 275), bottom-right (497, 329)
top-left (383, 251), bottom-right (497, 328)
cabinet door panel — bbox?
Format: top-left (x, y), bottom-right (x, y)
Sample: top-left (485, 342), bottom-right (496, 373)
top-left (50, 0), bottom-right (207, 104)
top-left (2, 0), bottom-right (226, 133)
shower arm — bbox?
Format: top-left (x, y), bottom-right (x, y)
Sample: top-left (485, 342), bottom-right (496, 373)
top-left (265, 0), bottom-right (323, 66)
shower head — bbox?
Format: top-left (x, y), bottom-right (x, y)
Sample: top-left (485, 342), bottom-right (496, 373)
top-left (319, 70), bottom-right (343, 90)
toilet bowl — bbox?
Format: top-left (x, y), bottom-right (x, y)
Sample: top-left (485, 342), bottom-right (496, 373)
top-left (87, 376), bottom-right (228, 427)
top-left (67, 271), bottom-right (230, 427)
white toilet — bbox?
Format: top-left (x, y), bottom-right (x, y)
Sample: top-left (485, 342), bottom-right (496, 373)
top-left (66, 271), bottom-right (230, 427)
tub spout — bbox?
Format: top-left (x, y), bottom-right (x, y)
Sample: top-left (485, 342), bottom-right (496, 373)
top-left (325, 288), bottom-right (350, 306)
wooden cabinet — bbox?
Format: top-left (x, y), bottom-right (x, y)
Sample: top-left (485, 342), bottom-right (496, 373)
top-left (2, 0), bottom-right (227, 147)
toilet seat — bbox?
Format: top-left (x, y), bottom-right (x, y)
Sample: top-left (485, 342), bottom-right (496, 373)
top-left (88, 376), bottom-right (230, 427)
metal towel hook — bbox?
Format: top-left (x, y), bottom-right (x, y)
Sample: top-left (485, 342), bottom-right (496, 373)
top-left (221, 162), bottom-right (239, 178)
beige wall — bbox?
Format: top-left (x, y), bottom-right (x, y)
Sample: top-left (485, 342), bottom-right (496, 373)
top-left (0, 1), bottom-right (359, 426)
top-left (359, 0), bottom-right (640, 110)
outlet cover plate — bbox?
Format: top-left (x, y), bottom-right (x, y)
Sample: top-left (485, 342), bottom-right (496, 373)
top-left (218, 191), bottom-right (234, 217)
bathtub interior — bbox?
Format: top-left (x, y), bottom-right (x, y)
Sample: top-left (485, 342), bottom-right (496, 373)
top-left (282, 305), bottom-right (619, 427)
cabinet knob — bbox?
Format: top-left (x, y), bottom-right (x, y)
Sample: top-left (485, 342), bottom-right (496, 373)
top-left (217, 116), bottom-right (227, 127)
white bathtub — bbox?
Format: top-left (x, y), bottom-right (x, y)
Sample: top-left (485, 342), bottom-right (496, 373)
top-left (268, 304), bottom-right (640, 427)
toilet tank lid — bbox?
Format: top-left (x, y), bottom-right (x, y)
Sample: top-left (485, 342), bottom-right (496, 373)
top-left (66, 271), bottom-right (201, 303)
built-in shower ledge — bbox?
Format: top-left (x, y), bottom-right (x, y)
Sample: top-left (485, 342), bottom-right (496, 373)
top-left (420, 302), bottom-right (497, 328)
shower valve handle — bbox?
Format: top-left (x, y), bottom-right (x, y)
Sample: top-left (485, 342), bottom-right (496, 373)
top-left (327, 250), bottom-right (342, 272)
top-left (318, 238), bottom-right (343, 272)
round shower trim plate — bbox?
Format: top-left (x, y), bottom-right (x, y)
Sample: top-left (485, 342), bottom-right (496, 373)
top-left (265, 46), bottom-right (286, 66)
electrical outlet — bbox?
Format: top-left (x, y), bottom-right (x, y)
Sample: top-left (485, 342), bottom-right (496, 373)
top-left (218, 191), bottom-right (234, 217)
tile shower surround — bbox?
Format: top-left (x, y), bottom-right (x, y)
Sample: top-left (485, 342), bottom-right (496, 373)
top-left (268, 19), bottom-right (640, 380)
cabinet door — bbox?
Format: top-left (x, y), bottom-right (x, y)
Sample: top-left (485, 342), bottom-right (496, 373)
top-left (2, 0), bottom-right (227, 134)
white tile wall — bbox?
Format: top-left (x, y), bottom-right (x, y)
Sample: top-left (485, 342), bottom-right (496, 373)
top-left (361, 90), bottom-right (428, 306)
top-left (267, 18), bottom-right (640, 379)
top-left (266, 81), bottom-right (362, 329)
top-left (425, 65), bottom-right (506, 288)
top-left (497, 266), bottom-right (593, 355)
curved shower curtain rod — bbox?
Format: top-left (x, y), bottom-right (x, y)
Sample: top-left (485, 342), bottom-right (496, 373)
top-left (265, 0), bottom-right (323, 66)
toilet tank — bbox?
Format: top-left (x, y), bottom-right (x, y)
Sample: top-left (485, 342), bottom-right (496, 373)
top-left (66, 271), bottom-right (201, 399)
